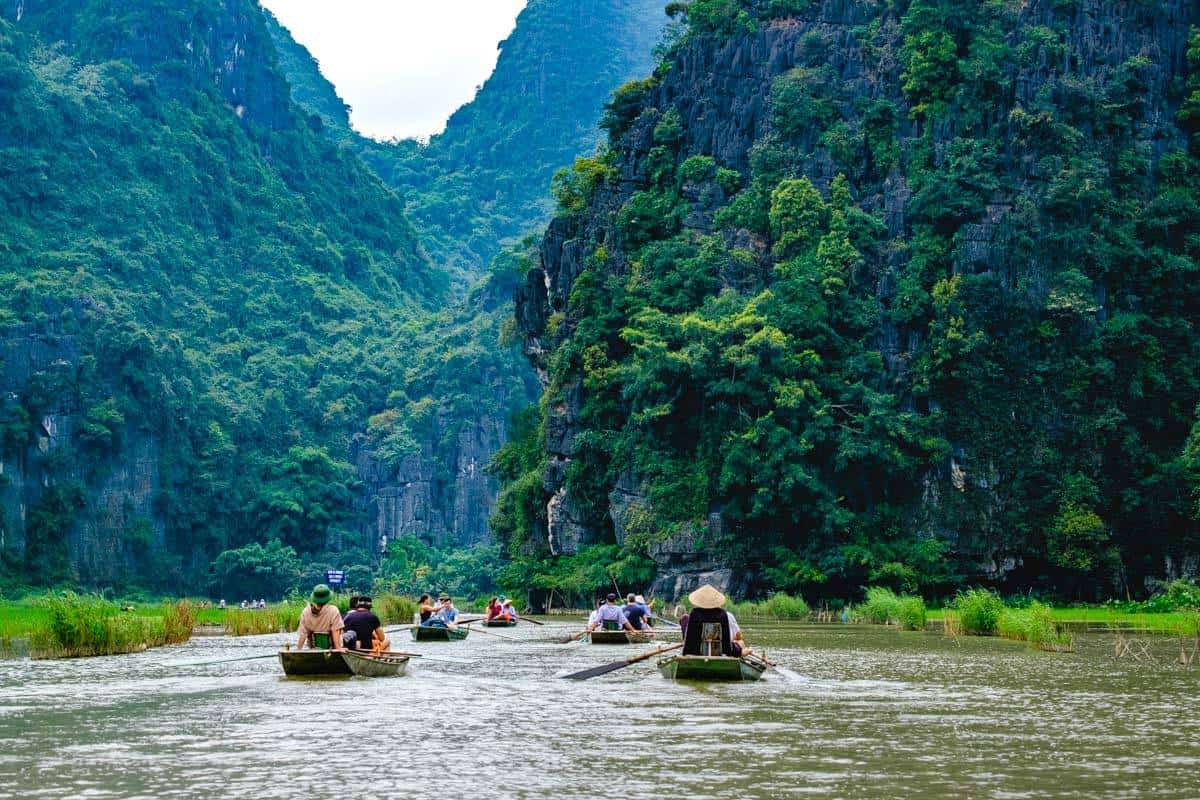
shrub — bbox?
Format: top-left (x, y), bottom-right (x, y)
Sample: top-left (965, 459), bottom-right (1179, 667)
top-left (954, 588), bottom-right (1006, 635)
top-left (1141, 580), bottom-right (1200, 613)
top-left (858, 586), bottom-right (901, 624)
top-left (997, 602), bottom-right (1072, 651)
top-left (896, 595), bottom-right (927, 631)
top-left (678, 155), bottom-right (717, 184)
top-left (760, 592), bottom-right (809, 619)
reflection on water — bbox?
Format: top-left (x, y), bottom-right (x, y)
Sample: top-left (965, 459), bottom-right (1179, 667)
top-left (1, 622), bottom-right (1197, 799)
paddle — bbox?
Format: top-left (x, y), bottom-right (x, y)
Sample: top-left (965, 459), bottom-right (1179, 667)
top-left (560, 642), bottom-right (683, 681)
top-left (175, 653), bottom-right (280, 667)
top-left (557, 630), bottom-right (588, 644)
top-left (460, 620), bottom-right (520, 641)
top-left (517, 616), bottom-right (545, 626)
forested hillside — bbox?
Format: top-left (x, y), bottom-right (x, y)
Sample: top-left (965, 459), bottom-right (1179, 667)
top-left (0, 0), bottom-right (446, 591)
top-left (503, 0), bottom-right (1200, 601)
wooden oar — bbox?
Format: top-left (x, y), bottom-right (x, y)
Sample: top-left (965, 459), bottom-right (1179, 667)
top-left (561, 642), bottom-right (683, 680)
top-left (175, 652), bottom-right (280, 667)
top-left (517, 616), bottom-right (544, 626)
top-left (460, 620), bottom-right (520, 641)
top-left (557, 629), bottom-right (588, 644)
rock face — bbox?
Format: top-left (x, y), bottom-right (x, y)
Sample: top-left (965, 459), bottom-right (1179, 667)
top-left (515, 0), bottom-right (1200, 597)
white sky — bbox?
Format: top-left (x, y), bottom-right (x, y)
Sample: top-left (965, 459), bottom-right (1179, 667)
top-left (261, 0), bottom-right (527, 141)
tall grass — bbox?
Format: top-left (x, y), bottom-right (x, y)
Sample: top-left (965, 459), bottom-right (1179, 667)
top-left (27, 593), bottom-right (195, 658)
top-left (953, 588), bottom-right (1006, 635)
top-left (726, 593), bottom-right (809, 620)
top-left (856, 587), bottom-right (927, 630)
top-left (223, 594), bottom-right (417, 636)
top-left (997, 602), bottom-right (1073, 651)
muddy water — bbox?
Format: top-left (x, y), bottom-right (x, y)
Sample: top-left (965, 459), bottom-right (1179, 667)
top-left (0, 622), bottom-right (1196, 799)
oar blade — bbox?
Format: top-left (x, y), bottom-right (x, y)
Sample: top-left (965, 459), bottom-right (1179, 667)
top-left (561, 660), bottom-right (631, 680)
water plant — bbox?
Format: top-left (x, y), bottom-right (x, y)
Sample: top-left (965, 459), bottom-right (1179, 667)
top-left (28, 593), bottom-right (195, 658)
top-left (997, 602), bottom-right (1073, 651)
top-left (953, 589), bottom-right (1006, 635)
top-left (857, 587), bottom-right (926, 630)
top-left (724, 593), bottom-right (809, 620)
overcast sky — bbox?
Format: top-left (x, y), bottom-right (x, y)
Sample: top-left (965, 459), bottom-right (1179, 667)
top-left (262, 0), bottom-right (527, 141)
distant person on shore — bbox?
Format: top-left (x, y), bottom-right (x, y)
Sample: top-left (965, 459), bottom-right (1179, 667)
top-left (296, 584), bottom-right (347, 651)
top-left (679, 584), bottom-right (750, 658)
top-left (218, 599), bottom-right (226, 610)
top-left (423, 594), bottom-right (459, 629)
top-left (416, 593), bottom-right (437, 625)
top-left (587, 593), bottom-right (639, 634)
top-left (343, 596), bottom-right (388, 652)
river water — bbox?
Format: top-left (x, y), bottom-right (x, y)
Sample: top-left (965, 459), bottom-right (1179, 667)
top-left (0, 621), bottom-right (1197, 799)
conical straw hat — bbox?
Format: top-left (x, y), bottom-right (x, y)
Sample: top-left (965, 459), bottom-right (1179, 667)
top-left (688, 584), bottom-right (726, 609)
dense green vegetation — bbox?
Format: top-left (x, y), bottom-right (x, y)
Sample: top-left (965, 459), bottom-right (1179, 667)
top-left (497, 0), bottom-right (1200, 602)
top-left (0, 1), bottom-right (461, 592)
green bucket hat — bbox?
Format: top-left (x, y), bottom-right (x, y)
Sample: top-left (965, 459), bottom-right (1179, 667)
top-left (438, 593), bottom-right (451, 602)
top-left (310, 584), bottom-right (334, 605)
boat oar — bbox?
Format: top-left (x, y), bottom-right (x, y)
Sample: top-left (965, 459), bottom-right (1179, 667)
top-left (174, 653), bottom-right (281, 667)
top-left (517, 616), bottom-right (544, 626)
top-left (373, 651), bottom-right (478, 666)
top-left (557, 630), bottom-right (588, 644)
top-left (560, 642), bottom-right (683, 681)
top-left (460, 620), bottom-right (520, 641)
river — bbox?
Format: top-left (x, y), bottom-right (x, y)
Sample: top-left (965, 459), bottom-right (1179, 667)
top-left (0, 621), bottom-right (1197, 799)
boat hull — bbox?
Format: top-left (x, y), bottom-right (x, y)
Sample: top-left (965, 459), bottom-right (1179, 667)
top-left (658, 654), bottom-right (766, 682)
top-left (411, 625), bottom-right (470, 642)
top-left (342, 651), bottom-right (410, 677)
top-left (485, 619), bottom-right (518, 627)
top-left (278, 649), bottom-right (351, 677)
top-left (589, 630), bottom-right (650, 645)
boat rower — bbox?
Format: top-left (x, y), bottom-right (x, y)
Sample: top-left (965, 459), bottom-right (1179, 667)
top-left (499, 597), bottom-right (518, 622)
top-left (296, 584), bottom-right (347, 651)
top-left (679, 584), bottom-right (750, 658)
top-left (622, 593), bottom-right (650, 630)
top-left (587, 593), bottom-right (638, 633)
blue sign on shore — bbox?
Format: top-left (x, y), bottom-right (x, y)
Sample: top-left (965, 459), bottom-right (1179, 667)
top-left (325, 570), bottom-right (345, 587)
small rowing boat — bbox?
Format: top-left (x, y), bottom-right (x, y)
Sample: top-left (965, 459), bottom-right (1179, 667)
top-left (485, 618), bottom-right (518, 627)
top-left (278, 649), bottom-right (352, 677)
top-left (589, 630), bottom-right (650, 645)
top-left (342, 650), bottom-right (410, 677)
top-left (411, 625), bottom-right (470, 642)
top-left (657, 654), bottom-right (767, 682)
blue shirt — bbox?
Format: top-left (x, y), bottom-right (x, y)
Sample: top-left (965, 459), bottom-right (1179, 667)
top-left (432, 606), bottom-right (458, 625)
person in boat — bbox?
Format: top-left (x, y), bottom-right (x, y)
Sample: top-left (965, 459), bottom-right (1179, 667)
top-left (634, 594), bottom-right (654, 627)
top-left (500, 597), bottom-right (518, 622)
top-left (622, 593), bottom-right (650, 630)
top-left (343, 595), bottom-right (388, 653)
top-left (679, 584), bottom-right (750, 658)
top-left (424, 594), bottom-right (459, 629)
top-left (416, 593), bottom-right (437, 625)
top-left (484, 596), bottom-right (502, 621)
top-left (587, 593), bottom-right (639, 633)
top-left (296, 584), bottom-right (347, 651)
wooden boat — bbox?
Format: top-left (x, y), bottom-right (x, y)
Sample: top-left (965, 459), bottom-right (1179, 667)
top-left (342, 650), bottom-right (410, 677)
top-left (485, 618), bottom-right (518, 627)
top-left (278, 649), bottom-right (351, 677)
top-left (589, 630), bottom-right (650, 645)
top-left (411, 625), bottom-right (470, 642)
top-left (657, 654), bottom-right (767, 682)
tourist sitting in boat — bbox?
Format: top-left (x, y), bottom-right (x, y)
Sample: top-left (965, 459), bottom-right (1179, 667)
top-left (484, 596), bottom-right (502, 621)
top-left (296, 584), bottom-right (347, 651)
top-left (423, 594), bottom-right (459, 629)
top-left (679, 584), bottom-right (750, 658)
top-left (500, 597), bottom-right (518, 621)
top-left (634, 594), bottom-right (654, 627)
top-left (622, 593), bottom-right (650, 630)
top-left (416, 593), bottom-right (437, 625)
top-left (586, 593), bottom-right (639, 633)
top-left (343, 595), bottom-right (388, 653)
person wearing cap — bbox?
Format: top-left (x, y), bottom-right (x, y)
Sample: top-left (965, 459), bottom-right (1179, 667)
top-left (500, 597), bottom-right (518, 622)
top-left (342, 595), bottom-right (388, 652)
top-left (622, 593), bottom-right (650, 630)
top-left (587, 593), bottom-right (638, 633)
top-left (634, 594), bottom-right (655, 628)
top-left (424, 594), bottom-right (459, 629)
top-left (679, 584), bottom-right (750, 658)
top-left (296, 584), bottom-right (347, 651)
